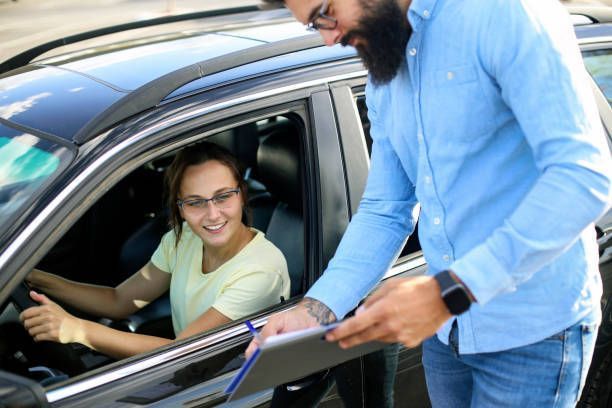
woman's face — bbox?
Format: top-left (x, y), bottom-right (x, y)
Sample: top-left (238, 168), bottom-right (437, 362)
top-left (179, 160), bottom-right (244, 250)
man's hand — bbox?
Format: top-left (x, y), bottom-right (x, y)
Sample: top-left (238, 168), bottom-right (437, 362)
top-left (245, 297), bottom-right (336, 358)
top-left (326, 276), bottom-right (451, 349)
top-left (20, 290), bottom-right (84, 344)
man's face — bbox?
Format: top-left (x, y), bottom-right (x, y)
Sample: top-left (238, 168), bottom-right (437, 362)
top-left (285, 0), bottom-right (411, 85)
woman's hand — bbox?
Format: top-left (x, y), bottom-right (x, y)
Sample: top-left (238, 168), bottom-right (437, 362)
top-left (20, 290), bottom-right (84, 344)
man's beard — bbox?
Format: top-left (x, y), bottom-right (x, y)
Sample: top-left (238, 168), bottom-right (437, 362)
top-left (341, 0), bottom-right (411, 86)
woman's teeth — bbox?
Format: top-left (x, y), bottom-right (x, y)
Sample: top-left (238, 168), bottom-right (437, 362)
top-left (204, 223), bottom-right (225, 231)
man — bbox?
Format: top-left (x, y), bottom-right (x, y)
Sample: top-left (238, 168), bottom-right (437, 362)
top-left (249, 0), bottom-right (612, 406)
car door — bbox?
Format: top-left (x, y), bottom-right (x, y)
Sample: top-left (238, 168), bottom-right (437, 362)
top-left (577, 33), bottom-right (612, 407)
top-left (0, 69), bottom-right (354, 407)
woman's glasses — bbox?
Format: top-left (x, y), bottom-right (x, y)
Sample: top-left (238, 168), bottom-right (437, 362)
top-left (177, 189), bottom-right (240, 214)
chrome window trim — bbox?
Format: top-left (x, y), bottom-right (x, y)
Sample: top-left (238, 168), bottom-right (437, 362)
top-left (572, 14), bottom-right (595, 26)
top-left (383, 253), bottom-right (427, 280)
top-left (580, 40), bottom-right (612, 51)
top-left (0, 69), bottom-right (366, 402)
top-left (47, 322), bottom-right (256, 402)
top-left (578, 36), bottom-right (612, 46)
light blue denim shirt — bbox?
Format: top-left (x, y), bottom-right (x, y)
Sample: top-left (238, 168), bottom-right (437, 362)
top-left (307, 0), bottom-right (612, 353)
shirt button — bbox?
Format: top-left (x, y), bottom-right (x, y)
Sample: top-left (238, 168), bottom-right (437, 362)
top-left (443, 254), bottom-right (450, 262)
top-left (423, 9), bottom-right (430, 18)
top-left (417, 133), bottom-right (424, 142)
top-left (409, 48), bottom-right (417, 56)
top-left (447, 71), bottom-right (455, 80)
top-left (424, 176), bottom-right (431, 184)
top-left (433, 217), bottom-right (441, 225)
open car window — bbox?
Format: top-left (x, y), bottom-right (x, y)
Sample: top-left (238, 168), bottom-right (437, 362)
top-left (0, 113), bottom-right (307, 390)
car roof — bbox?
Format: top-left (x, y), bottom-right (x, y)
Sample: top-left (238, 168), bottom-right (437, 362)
top-left (0, 7), bottom-right (353, 144)
top-left (0, 6), bottom-right (610, 145)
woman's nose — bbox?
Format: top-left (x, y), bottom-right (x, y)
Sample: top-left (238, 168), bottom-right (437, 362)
top-left (203, 202), bottom-right (222, 219)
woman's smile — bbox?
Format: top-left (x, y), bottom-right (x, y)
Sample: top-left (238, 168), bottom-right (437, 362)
top-left (203, 221), bottom-right (227, 234)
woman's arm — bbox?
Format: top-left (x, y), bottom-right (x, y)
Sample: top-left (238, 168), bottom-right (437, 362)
top-left (176, 308), bottom-right (232, 340)
top-left (20, 291), bottom-right (230, 359)
top-left (20, 291), bottom-right (172, 359)
top-left (27, 263), bottom-right (170, 319)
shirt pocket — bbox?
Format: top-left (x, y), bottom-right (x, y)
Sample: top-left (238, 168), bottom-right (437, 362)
top-left (435, 64), bottom-right (478, 86)
top-left (423, 63), bottom-right (495, 143)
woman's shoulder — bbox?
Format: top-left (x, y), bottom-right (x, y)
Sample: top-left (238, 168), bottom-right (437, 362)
top-left (249, 228), bottom-right (283, 253)
top-left (158, 222), bottom-right (199, 251)
top-left (240, 229), bottom-right (288, 269)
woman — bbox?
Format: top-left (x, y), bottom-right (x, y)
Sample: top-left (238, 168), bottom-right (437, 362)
top-left (20, 142), bottom-right (290, 359)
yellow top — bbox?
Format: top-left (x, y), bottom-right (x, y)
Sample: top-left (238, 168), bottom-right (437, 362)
top-left (151, 224), bottom-right (289, 334)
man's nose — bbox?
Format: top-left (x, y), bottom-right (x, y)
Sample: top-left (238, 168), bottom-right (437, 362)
top-left (320, 28), bottom-right (342, 46)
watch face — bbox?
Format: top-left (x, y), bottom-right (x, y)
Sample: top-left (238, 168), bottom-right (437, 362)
top-left (435, 270), bottom-right (472, 315)
top-left (445, 284), bottom-right (471, 315)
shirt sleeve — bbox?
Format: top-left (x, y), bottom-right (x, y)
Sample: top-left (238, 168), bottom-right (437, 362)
top-left (212, 270), bottom-right (286, 320)
top-left (306, 86), bottom-right (419, 319)
top-left (150, 229), bottom-right (176, 274)
top-left (450, 0), bottom-right (612, 304)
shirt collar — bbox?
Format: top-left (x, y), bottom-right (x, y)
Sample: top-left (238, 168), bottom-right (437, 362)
top-left (407, 0), bottom-right (439, 32)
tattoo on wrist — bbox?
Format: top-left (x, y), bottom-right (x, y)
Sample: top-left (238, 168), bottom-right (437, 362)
top-left (302, 297), bottom-right (336, 324)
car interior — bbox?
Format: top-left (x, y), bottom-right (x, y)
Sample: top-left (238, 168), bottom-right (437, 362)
top-left (0, 114), bottom-right (307, 385)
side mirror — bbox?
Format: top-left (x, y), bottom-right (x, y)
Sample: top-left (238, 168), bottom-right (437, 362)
top-left (0, 370), bottom-right (49, 408)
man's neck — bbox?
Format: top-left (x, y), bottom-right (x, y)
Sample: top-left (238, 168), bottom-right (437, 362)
top-left (397, 0), bottom-right (412, 16)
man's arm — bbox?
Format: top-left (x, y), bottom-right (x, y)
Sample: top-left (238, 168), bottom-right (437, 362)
top-left (451, 0), bottom-right (612, 304)
top-left (306, 84), bottom-right (419, 319)
top-left (302, 297), bottom-right (336, 324)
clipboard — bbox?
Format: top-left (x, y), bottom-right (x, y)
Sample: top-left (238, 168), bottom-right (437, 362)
top-left (225, 323), bottom-right (386, 402)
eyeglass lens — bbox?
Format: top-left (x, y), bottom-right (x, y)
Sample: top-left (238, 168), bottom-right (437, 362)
top-left (180, 189), bottom-right (239, 212)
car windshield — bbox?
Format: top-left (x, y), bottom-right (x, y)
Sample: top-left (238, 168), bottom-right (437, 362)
top-left (0, 123), bottom-right (71, 234)
top-left (582, 49), bottom-right (612, 107)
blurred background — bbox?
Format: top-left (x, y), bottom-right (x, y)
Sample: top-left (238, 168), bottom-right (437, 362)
top-left (0, 0), bottom-right (610, 64)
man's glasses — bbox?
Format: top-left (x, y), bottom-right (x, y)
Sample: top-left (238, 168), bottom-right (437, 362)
top-left (306, 0), bottom-right (337, 32)
top-left (177, 189), bottom-right (240, 214)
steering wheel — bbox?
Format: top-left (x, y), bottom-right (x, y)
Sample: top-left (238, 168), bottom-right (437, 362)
top-left (9, 281), bottom-right (87, 377)
top-left (10, 281), bottom-right (39, 310)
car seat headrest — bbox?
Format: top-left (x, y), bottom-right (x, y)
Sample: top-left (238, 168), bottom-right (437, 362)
top-left (256, 124), bottom-right (301, 211)
top-left (208, 122), bottom-right (259, 170)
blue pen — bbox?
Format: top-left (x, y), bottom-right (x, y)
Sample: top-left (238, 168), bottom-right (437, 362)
top-left (245, 320), bottom-right (262, 342)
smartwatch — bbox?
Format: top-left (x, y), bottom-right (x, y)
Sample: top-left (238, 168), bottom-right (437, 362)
top-left (434, 270), bottom-right (472, 315)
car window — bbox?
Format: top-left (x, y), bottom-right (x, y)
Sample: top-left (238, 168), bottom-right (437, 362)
top-left (582, 48), bottom-right (612, 107)
top-left (352, 91), bottom-right (422, 258)
top-left (0, 124), bottom-right (70, 235)
top-left (1, 113), bottom-right (307, 388)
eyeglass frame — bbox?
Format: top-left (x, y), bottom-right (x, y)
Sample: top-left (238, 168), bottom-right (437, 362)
top-left (306, 0), bottom-right (338, 32)
top-left (177, 188), bottom-right (241, 212)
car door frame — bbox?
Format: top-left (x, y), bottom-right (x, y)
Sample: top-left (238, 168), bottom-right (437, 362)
top-left (0, 60), bottom-right (376, 406)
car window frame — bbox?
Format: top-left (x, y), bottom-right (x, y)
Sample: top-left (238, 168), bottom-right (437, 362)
top-left (0, 97), bottom-right (320, 406)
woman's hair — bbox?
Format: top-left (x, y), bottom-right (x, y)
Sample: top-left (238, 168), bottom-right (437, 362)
top-left (165, 141), bottom-right (250, 243)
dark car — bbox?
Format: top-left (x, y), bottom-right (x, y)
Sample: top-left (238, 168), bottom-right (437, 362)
top-left (0, 5), bottom-right (610, 407)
